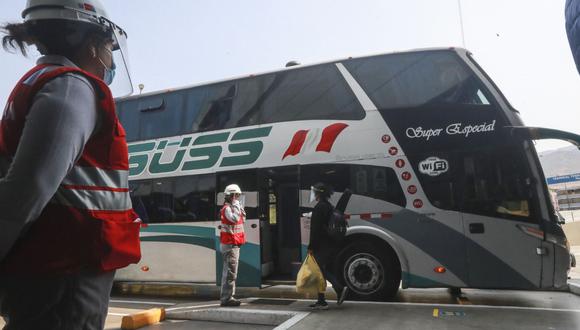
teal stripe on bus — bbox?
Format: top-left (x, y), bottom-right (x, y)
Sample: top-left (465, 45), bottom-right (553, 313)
top-left (140, 235), bottom-right (214, 250)
top-left (141, 225), bottom-right (215, 237)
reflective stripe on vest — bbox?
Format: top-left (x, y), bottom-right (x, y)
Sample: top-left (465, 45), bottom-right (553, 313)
top-left (52, 187), bottom-right (131, 211)
top-left (61, 166), bottom-right (129, 189)
top-left (220, 223), bottom-right (245, 234)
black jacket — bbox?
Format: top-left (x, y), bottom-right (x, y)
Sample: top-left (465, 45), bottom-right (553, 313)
top-left (307, 199), bottom-right (334, 252)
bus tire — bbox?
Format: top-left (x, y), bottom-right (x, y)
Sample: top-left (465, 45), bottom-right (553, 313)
top-left (337, 240), bottom-right (401, 301)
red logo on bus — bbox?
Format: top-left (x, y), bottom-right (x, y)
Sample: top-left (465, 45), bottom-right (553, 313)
top-left (395, 159), bottom-right (405, 168)
top-left (413, 199), bottom-right (423, 208)
top-left (407, 185), bottom-right (417, 194)
top-left (382, 135), bottom-right (391, 143)
top-left (389, 147), bottom-right (398, 156)
top-left (402, 172), bottom-right (411, 181)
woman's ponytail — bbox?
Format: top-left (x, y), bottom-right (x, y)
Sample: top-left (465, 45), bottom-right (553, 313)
top-left (1, 22), bottom-right (34, 56)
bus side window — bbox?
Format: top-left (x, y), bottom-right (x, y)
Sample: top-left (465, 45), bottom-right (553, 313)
top-left (117, 100), bottom-right (140, 142)
top-left (300, 164), bottom-right (406, 214)
top-left (138, 93), bottom-right (185, 140)
top-left (460, 148), bottom-right (533, 221)
top-left (343, 51), bottom-right (492, 110)
top-left (173, 174), bottom-right (216, 222)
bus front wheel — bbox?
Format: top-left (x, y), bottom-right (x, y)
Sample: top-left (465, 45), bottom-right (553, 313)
top-left (338, 241), bottom-right (400, 301)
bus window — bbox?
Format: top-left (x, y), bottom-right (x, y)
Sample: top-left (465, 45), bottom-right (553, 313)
top-left (173, 174), bottom-right (216, 222)
top-left (248, 64), bottom-right (365, 124)
top-left (130, 175), bottom-right (216, 223)
top-left (117, 100), bottom-right (139, 142)
top-left (300, 164), bottom-right (406, 212)
top-left (343, 51), bottom-right (492, 110)
top-left (459, 147), bottom-right (534, 221)
top-left (138, 93), bottom-right (185, 140)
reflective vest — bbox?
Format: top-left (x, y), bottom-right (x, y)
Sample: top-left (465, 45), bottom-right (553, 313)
top-left (220, 203), bottom-right (246, 245)
top-left (0, 64), bottom-right (141, 275)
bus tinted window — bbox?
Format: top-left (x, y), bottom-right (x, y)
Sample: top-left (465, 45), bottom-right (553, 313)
top-left (130, 174), bottom-right (216, 223)
top-left (241, 65), bottom-right (365, 125)
top-left (459, 147), bottom-right (533, 220)
top-left (117, 100), bottom-right (139, 142)
top-left (343, 51), bottom-right (491, 110)
top-left (138, 93), bottom-right (185, 140)
top-left (300, 164), bottom-right (406, 209)
top-left (191, 64), bottom-right (365, 132)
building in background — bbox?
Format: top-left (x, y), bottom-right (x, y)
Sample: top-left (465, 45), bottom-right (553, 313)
top-left (547, 173), bottom-right (580, 222)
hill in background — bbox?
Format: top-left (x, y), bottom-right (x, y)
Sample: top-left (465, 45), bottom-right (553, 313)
top-left (538, 145), bottom-right (580, 178)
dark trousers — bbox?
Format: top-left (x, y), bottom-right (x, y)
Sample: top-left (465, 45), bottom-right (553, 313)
top-left (313, 248), bottom-right (343, 299)
top-left (0, 270), bottom-right (115, 330)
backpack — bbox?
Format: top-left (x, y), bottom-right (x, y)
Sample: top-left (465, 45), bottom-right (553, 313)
top-left (327, 189), bottom-right (351, 242)
top-left (327, 208), bottom-right (348, 242)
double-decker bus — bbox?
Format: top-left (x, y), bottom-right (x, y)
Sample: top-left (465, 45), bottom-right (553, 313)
top-left (114, 48), bottom-right (579, 301)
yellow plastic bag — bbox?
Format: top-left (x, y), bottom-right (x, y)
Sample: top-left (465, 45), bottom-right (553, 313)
top-left (296, 253), bottom-right (327, 295)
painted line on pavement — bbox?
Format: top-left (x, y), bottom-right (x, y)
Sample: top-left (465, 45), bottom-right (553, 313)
top-left (166, 303), bottom-right (221, 312)
top-left (251, 297), bottom-right (580, 313)
top-left (110, 299), bottom-right (175, 306)
top-left (274, 312), bottom-right (310, 330)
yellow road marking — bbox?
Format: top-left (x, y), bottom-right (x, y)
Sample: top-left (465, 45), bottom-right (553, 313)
top-left (433, 308), bottom-right (439, 317)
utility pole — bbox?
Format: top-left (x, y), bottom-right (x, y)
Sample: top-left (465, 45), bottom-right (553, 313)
top-left (457, 0), bottom-right (466, 48)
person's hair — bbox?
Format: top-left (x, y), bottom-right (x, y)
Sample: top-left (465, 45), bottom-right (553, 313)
top-left (2, 20), bottom-right (111, 59)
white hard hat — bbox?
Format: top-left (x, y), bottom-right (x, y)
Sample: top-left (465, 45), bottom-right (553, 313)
top-left (21, 0), bottom-right (134, 97)
top-left (224, 184), bottom-right (242, 195)
top-left (22, 0), bottom-right (110, 28)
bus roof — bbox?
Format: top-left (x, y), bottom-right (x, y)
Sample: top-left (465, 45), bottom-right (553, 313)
top-left (117, 47), bottom-right (469, 102)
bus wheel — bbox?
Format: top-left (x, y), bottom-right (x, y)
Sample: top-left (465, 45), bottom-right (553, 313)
top-left (339, 241), bottom-right (400, 301)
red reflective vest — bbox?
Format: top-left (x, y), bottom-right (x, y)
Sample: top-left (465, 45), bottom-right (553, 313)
top-left (220, 203), bottom-right (246, 245)
top-left (0, 64), bottom-right (141, 275)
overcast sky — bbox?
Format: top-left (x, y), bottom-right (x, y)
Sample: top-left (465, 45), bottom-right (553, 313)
top-left (1, 0), bottom-right (579, 152)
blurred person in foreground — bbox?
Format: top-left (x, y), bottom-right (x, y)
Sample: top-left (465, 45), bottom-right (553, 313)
top-left (0, 1), bottom-right (141, 329)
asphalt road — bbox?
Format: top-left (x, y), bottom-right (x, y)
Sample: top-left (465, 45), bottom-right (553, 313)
top-left (0, 288), bottom-right (578, 329)
top-left (109, 288), bottom-right (580, 329)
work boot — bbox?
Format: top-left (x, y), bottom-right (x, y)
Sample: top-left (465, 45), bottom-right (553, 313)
top-left (220, 299), bottom-right (242, 307)
top-left (337, 287), bottom-right (349, 306)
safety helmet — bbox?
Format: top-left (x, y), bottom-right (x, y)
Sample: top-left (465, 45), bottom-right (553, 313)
top-left (224, 184), bottom-right (242, 196)
top-left (21, 0), bottom-right (133, 97)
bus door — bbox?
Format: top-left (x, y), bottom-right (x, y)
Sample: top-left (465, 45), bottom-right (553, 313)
top-left (258, 167), bottom-right (301, 282)
top-left (458, 146), bottom-right (542, 289)
top-left (216, 171), bottom-right (261, 287)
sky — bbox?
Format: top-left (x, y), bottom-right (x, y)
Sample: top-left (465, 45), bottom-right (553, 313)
top-left (1, 0), bottom-right (579, 152)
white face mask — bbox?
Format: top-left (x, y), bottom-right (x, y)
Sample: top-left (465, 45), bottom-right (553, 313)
top-left (309, 187), bottom-right (317, 203)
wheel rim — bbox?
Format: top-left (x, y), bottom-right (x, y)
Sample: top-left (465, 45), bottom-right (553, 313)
top-left (343, 252), bottom-right (384, 295)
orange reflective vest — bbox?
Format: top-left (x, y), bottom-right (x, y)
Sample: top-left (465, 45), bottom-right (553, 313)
top-left (220, 203), bottom-right (246, 245)
top-left (0, 64), bottom-right (141, 275)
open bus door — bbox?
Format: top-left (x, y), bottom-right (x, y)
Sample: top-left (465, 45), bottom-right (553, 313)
top-left (258, 167), bottom-right (302, 283)
top-left (215, 171), bottom-right (262, 287)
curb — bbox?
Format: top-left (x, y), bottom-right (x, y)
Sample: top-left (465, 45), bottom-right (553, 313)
top-left (121, 308), bottom-right (165, 330)
top-left (569, 283), bottom-right (580, 296)
top-left (114, 282), bottom-right (337, 300)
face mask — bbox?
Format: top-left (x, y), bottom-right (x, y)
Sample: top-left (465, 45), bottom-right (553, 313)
top-left (97, 47), bottom-right (116, 85)
top-left (103, 59), bottom-right (116, 85)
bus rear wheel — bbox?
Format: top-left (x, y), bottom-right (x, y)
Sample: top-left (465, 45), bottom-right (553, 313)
top-left (338, 241), bottom-right (400, 301)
